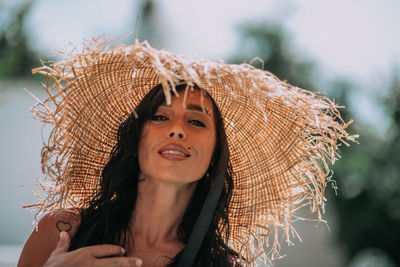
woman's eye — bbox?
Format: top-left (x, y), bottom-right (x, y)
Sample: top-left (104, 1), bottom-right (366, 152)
top-left (151, 115), bottom-right (168, 121)
top-left (189, 120), bottom-right (205, 127)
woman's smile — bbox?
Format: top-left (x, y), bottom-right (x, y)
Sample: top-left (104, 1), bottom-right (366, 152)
top-left (158, 143), bottom-right (191, 160)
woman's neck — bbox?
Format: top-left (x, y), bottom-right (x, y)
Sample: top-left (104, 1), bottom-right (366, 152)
top-left (130, 176), bottom-right (197, 247)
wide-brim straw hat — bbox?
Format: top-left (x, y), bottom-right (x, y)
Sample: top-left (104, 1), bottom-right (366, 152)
top-left (29, 37), bottom-right (356, 265)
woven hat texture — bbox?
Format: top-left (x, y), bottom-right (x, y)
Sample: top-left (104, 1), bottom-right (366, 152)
top-left (29, 37), bottom-right (356, 265)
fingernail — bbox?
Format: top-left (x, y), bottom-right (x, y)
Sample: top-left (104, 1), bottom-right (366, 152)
top-left (136, 258), bottom-right (143, 266)
top-left (120, 247), bottom-right (126, 255)
top-left (60, 231), bottom-right (66, 239)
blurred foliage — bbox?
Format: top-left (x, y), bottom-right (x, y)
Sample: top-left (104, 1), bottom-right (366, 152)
top-left (229, 22), bottom-right (400, 265)
top-left (0, 0), bottom-right (39, 78)
top-left (331, 73), bottom-right (400, 265)
top-left (137, 0), bottom-right (164, 49)
top-left (229, 23), bottom-right (316, 91)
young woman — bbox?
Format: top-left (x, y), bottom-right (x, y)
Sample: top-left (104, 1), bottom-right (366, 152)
top-left (19, 84), bottom-right (237, 266)
top-left (18, 38), bottom-right (356, 266)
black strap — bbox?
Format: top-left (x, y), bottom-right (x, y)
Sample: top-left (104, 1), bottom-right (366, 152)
top-left (177, 148), bottom-right (228, 267)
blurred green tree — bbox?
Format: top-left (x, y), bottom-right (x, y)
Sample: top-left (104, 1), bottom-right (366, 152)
top-left (228, 23), bottom-right (316, 91)
top-left (331, 73), bottom-right (400, 265)
top-left (228, 22), bottom-right (400, 265)
top-left (0, 1), bottom-right (39, 78)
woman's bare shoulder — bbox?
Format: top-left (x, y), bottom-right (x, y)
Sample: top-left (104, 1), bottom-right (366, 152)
top-left (41, 209), bottom-right (81, 233)
top-left (18, 210), bottom-right (81, 267)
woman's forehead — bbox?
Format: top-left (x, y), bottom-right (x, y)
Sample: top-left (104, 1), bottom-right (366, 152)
top-left (166, 88), bottom-right (214, 114)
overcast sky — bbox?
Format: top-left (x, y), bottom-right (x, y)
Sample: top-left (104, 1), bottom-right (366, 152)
top-left (20, 0), bottom-right (400, 85)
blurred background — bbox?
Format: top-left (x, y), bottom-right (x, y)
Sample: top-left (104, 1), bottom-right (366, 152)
top-left (1, 0), bottom-right (399, 266)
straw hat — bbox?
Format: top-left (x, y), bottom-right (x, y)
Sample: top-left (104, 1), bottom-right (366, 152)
top-left (29, 37), bottom-right (356, 265)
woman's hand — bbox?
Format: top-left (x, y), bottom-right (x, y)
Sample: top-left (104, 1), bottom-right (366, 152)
top-left (44, 232), bottom-right (143, 267)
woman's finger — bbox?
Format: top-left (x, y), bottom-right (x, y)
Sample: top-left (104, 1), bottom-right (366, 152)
top-left (51, 231), bottom-right (70, 255)
top-left (87, 244), bottom-right (126, 258)
top-left (97, 256), bottom-right (143, 267)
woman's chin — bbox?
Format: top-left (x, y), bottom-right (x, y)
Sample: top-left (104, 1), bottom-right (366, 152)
top-left (144, 171), bottom-right (203, 185)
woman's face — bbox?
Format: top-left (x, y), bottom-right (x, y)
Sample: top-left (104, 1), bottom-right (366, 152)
top-left (138, 88), bottom-right (217, 184)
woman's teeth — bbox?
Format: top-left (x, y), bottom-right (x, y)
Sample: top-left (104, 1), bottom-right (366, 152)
top-left (160, 150), bottom-right (187, 157)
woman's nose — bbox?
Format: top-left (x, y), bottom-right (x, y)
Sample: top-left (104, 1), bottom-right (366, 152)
top-left (168, 122), bottom-right (185, 139)
top-left (169, 131), bottom-right (184, 139)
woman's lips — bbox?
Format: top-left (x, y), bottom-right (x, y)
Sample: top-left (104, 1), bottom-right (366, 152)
top-left (159, 152), bottom-right (188, 161)
top-left (158, 143), bottom-right (191, 160)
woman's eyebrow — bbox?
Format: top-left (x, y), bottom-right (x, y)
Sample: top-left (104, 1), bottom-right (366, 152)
top-left (185, 104), bottom-right (211, 116)
top-left (158, 103), bottom-right (211, 115)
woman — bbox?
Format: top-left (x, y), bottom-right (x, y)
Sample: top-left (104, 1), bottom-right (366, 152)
top-left (19, 83), bottom-right (236, 266)
top-left (18, 37), bottom-right (356, 266)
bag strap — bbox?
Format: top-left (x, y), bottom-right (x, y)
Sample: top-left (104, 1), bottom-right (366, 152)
top-left (177, 147), bottom-right (227, 266)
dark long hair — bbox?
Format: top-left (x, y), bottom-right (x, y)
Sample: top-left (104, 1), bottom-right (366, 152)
top-left (70, 84), bottom-right (238, 266)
